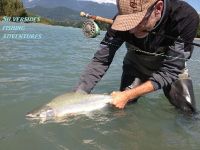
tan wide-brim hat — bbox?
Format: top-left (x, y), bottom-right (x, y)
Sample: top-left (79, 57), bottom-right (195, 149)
top-left (111, 0), bottom-right (157, 31)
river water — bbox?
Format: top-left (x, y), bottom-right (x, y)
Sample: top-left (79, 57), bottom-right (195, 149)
top-left (0, 22), bottom-right (200, 150)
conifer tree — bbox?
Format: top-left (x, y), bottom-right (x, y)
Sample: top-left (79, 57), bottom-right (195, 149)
top-left (1, 0), bottom-right (27, 17)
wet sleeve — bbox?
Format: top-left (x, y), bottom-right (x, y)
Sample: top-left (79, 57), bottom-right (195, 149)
top-left (149, 10), bottom-right (199, 90)
top-left (149, 42), bottom-right (186, 90)
top-left (74, 27), bottom-right (124, 93)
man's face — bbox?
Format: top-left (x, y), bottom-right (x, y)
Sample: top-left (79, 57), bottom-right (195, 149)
top-left (129, 1), bottom-right (163, 38)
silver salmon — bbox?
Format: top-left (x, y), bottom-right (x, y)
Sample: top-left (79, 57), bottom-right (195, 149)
top-left (26, 92), bottom-right (112, 122)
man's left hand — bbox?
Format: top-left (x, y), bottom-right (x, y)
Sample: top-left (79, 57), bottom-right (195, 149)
top-left (110, 91), bottom-right (130, 109)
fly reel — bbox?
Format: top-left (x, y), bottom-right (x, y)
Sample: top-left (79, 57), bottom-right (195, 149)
top-left (82, 19), bottom-right (100, 38)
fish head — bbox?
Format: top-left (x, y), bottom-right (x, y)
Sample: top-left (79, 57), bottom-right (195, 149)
top-left (26, 106), bottom-right (56, 121)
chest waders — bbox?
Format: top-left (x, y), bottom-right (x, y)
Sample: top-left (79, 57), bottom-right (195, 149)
top-left (163, 70), bottom-right (196, 114)
top-left (120, 43), bottom-right (196, 114)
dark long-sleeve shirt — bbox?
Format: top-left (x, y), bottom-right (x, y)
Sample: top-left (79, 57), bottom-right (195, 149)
top-left (75, 0), bottom-right (199, 93)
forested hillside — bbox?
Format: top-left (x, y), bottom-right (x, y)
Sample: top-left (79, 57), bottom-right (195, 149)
top-left (27, 6), bottom-right (80, 21)
top-left (0, 0), bottom-right (27, 18)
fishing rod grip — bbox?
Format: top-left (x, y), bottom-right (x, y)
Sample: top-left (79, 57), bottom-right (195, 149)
top-left (80, 11), bottom-right (113, 24)
top-left (94, 16), bottom-right (113, 24)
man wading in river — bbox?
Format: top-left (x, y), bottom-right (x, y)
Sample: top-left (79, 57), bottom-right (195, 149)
top-left (74, 0), bottom-right (199, 113)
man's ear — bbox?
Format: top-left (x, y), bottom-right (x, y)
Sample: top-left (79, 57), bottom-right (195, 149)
top-left (154, 0), bottom-right (164, 17)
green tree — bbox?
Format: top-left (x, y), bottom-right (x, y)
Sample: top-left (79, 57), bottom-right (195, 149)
top-left (0, 0), bottom-right (4, 16)
top-left (1, 0), bottom-right (27, 17)
top-left (197, 23), bottom-right (200, 38)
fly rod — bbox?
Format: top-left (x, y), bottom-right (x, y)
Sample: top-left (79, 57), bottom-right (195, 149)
top-left (80, 11), bottom-right (113, 24)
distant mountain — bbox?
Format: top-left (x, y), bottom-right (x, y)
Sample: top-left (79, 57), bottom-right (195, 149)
top-left (22, 0), bottom-right (117, 18)
top-left (27, 6), bottom-right (81, 21)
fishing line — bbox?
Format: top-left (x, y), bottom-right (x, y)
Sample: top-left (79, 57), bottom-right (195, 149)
top-left (97, 38), bottom-right (200, 63)
top-left (150, 31), bottom-right (200, 47)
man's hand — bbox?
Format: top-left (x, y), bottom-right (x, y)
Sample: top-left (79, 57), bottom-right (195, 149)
top-left (110, 81), bottom-right (155, 109)
top-left (111, 91), bottom-right (130, 109)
